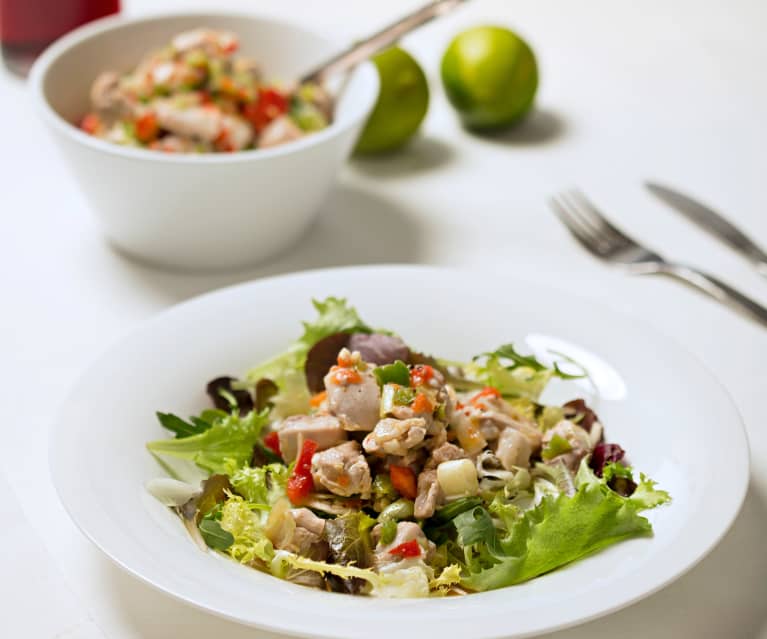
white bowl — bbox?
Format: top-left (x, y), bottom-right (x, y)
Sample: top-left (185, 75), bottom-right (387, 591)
top-left (29, 13), bottom-right (379, 271)
top-left (50, 265), bottom-right (749, 639)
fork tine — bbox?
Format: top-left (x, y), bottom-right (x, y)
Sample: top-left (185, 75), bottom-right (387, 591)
top-left (550, 193), bottom-right (606, 246)
top-left (558, 190), bottom-right (610, 240)
top-left (565, 189), bottom-right (636, 246)
top-left (548, 195), bottom-right (605, 255)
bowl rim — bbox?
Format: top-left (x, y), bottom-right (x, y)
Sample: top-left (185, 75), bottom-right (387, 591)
top-left (28, 10), bottom-right (380, 165)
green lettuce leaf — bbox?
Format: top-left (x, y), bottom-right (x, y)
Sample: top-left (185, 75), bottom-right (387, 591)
top-left (155, 409), bottom-right (226, 439)
top-left (628, 473), bottom-right (671, 509)
top-left (464, 357), bottom-right (554, 401)
top-left (244, 297), bottom-right (371, 416)
top-left (488, 493), bottom-right (523, 531)
top-left (478, 344), bottom-right (586, 380)
top-left (146, 409), bottom-right (269, 475)
top-left (301, 297), bottom-right (372, 344)
top-left (423, 497), bottom-right (484, 546)
top-left (465, 344), bottom-right (585, 401)
top-left (463, 483), bottom-right (650, 590)
top-left (432, 459), bottom-right (669, 592)
top-left (199, 519), bottom-right (234, 551)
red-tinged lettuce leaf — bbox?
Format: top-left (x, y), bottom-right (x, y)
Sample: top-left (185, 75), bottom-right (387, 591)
top-left (323, 512), bottom-right (376, 594)
top-left (253, 378), bottom-right (278, 412)
top-left (590, 443), bottom-right (626, 477)
top-left (563, 398), bottom-right (600, 432)
top-left (206, 376), bottom-right (254, 413)
top-left (194, 474), bottom-right (232, 521)
top-left (305, 333), bottom-right (411, 393)
top-left (347, 333), bottom-right (410, 366)
top-left (305, 332), bottom-right (350, 393)
top-left (324, 512), bottom-right (376, 568)
top-left (244, 298), bottom-right (372, 414)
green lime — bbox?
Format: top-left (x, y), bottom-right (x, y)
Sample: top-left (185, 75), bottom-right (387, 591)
top-left (355, 47), bottom-right (429, 154)
top-left (441, 26), bottom-right (538, 130)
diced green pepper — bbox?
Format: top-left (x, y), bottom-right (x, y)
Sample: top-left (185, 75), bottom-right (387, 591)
top-left (541, 434), bottom-right (572, 461)
top-left (374, 360), bottom-right (410, 387)
top-left (380, 517), bottom-right (398, 545)
top-left (380, 498), bottom-right (415, 521)
top-left (380, 383), bottom-right (416, 417)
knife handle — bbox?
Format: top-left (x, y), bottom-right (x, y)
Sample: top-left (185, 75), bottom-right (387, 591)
top-left (655, 263), bottom-right (767, 328)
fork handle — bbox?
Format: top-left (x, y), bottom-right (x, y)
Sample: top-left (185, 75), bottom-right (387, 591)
top-left (654, 263), bottom-right (767, 328)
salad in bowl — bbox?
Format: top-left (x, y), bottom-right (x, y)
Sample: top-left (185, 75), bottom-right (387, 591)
top-left (81, 28), bottom-right (332, 153)
top-left (146, 298), bottom-right (669, 598)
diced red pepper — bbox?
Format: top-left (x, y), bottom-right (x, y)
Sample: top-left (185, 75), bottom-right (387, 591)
top-left (264, 432), bottom-right (281, 457)
top-left (221, 39), bottom-right (239, 54)
top-left (388, 539), bottom-right (421, 558)
top-left (80, 113), bottom-right (101, 135)
top-left (411, 393), bottom-right (433, 414)
top-left (331, 367), bottom-right (362, 385)
top-left (214, 127), bottom-right (235, 152)
top-left (410, 364), bottom-right (434, 387)
top-left (219, 76), bottom-right (236, 94)
top-left (286, 474), bottom-right (313, 504)
top-left (309, 390), bottom-right (327, 408)
top-left (242, 87), bottom-right (288, 133)
top-left (470, 386), bottom-right (501, 407)
top-left (295, 439), bottom-right (317, 474)
top-left (286, 439), bottom-right (318, 505)
top-left (337, 350), bottom-right (353, 367)
top-left (135, 112), bottom-right (159, 143)
top-left (389, 465), bottom-right (417, 500)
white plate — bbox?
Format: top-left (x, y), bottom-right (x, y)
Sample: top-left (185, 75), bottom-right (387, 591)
top-left (50, 265), bottom-right (749, 639)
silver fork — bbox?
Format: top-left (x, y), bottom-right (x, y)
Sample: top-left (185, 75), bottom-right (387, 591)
top-left (549, 189), bottom-right (767, 328)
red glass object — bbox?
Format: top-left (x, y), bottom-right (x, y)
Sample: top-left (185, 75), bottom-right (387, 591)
top-left (0, 0), bottom-right (120, 76)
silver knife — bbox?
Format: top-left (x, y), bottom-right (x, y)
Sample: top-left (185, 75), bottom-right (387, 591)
top-left (646, 181), bottom-right (767, 277)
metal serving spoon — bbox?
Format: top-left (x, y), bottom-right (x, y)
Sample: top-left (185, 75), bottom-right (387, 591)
top-left (300, 0), bottom-right (469, 85)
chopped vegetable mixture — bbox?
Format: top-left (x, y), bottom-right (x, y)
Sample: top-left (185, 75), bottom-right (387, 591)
top-left (81, 28), bottom-right (332, 153)
top-left (146, 298), bottom-right (670, 597)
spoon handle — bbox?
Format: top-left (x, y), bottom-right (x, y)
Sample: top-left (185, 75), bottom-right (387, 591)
top-left (300, 0), bottom-right (468, 85)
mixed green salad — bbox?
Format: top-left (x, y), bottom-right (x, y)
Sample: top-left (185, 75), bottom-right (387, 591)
top-left (146, 298), bottom-right (669, 597)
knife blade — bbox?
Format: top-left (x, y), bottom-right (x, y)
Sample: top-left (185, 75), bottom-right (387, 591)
top-left (646, 181), bottom-right (767, 277)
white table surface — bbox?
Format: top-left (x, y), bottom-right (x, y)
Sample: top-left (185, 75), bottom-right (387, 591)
top-left (2, 0), bottom-right (766, 637)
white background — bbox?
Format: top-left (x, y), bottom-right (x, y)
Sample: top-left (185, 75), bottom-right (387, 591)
top-left (1, 0), bottom-right (766, 637)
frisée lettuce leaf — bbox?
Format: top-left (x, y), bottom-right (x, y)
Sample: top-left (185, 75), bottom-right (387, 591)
top-left (228, 462), bottom-right (288, 508)
top-left (219, 495), bottom-right (275, 564)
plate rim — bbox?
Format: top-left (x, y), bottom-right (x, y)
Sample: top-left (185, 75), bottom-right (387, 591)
top-left (48, 264), bottom-right (751, 639)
